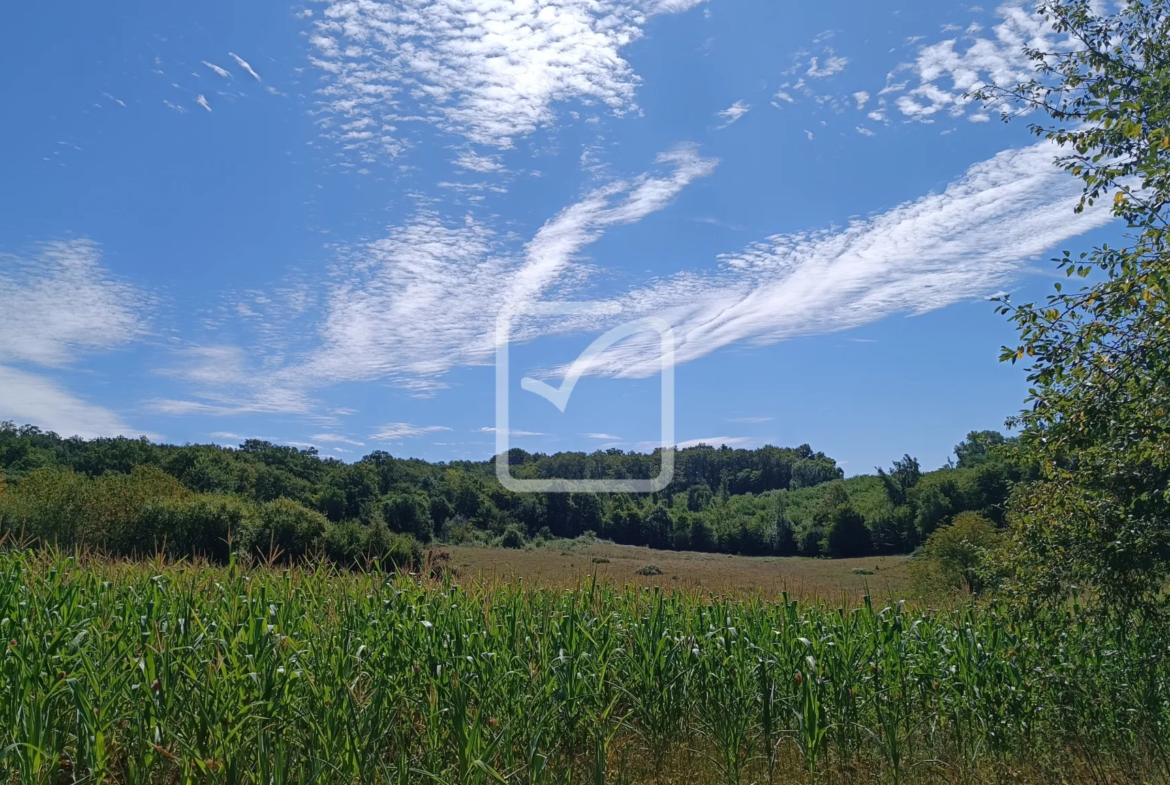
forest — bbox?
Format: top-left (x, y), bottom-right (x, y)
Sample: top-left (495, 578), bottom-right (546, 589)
top-left (0, 421), bottom-right (1015, 566)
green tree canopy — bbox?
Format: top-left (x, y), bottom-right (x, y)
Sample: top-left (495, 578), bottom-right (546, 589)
top-left (977, 0), bottom-right (1170, 615)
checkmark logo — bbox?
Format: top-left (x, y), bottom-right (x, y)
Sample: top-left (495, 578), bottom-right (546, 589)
top-left (521, 318), bottom-right (662, 413)
top-left (495, 303), bottom-right (675, 493)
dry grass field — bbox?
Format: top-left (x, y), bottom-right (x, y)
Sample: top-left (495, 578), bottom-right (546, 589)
top-left (435, 541), bottom-right (913, 600)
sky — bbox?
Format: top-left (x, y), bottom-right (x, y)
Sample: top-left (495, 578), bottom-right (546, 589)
top-left (0, 0), bottom-right (1126, 475)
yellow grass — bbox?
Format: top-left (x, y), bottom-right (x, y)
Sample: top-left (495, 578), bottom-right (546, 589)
top-left (437, 542), bottom-right (912, 600)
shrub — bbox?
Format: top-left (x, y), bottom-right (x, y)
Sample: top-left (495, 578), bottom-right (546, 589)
top-left (245, 498), bottom-right (327, 561)
top-left (797, 524), bottom-right (825, 557)
top-left (324, 520), bottom-right (422, 571)
top-left (132, 494), bottom-right (254, 563)
top-left (383, 492), bottom-right (433, 541)
top-left (498, 525), bottom-right (526, 549)
top-left (323, 521), bottom-right (365, 565)
top-left (372, 531), bottom-right (422, 571)
top-left (635, 564), bottom-right (663, 576)
top-left (0, 466), bottom-right (190, 553)
top-left (824, 504), bottom-right (871, 558)
top-left (440, 515), bottom-right (488, 546)
top-left (912, 512), bottom-right (1002, 594)
top-left (0, 467), bottom-right (90, 545)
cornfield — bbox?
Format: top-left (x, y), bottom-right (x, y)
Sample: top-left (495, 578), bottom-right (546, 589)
top-left (2, 550), bottom-right (1168, 783)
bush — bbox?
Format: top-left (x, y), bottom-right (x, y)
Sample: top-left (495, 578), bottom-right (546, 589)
top-left (824, 504), bottom-right (871, 558)
top-left (440, 515), bottom-right (489, 546)
top-left (498, 525), bottom-right (526, 549)
top-left (383, 492), bottom-right (434, 541)
top-left (797, 524), bottom-right (825, 557)
top-left (635, 564), bottom-right (663, 576)
top-left (245, 498), bottom-right (327, 561)
top-left (322, 520), bottom-right (420, 570)
top-left (0, 466), bottom-right (190, 553)
top-left (133, 494), bottom-right (255, 562)
top-left (912, 512), bottom-right (1002, 594)
top-left (372, 531), bottom-right (422, 571)
top-left (323, 521), bottom-right (365, 565)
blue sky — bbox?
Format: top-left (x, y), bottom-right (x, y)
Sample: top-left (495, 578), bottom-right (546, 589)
top-left (0, 0), bottom-right (1123, 474)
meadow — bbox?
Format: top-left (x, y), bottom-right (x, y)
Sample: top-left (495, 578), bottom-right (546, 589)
top-left (439, 542), bottom-right (912, 599)
top-left (2, 549), bottom-right (1167, 784)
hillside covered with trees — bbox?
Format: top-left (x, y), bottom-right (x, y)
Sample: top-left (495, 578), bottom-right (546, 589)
top-left (0, 421), bottom-right (1018, 566)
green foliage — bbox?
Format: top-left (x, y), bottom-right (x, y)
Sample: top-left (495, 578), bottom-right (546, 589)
top-left (954, 430), bottom-right (1007, 469)
top-left (876, 454), bottom-right (921, 506)
top-left (245, 498), bottom-right (328, 561)
top-left (0, 422), bottom-right (1019, 562)
top-left (322, 520), bottom-right (365, 565)
top-left (824, 505), bottom-right (871, 558)
top-left (797, 524), bottom-right (825, 557)
top-left (789, 456), bottom-right (843, 489)
top-left (321, 521), bottom-right (420, 569)
top-left (912, 512), bottom-right (1003, 595)
top-left (686, 483), bottom-right (712, 512)
top-left (498, 525), bottom-right (526, 549)
top-left (975, 0), bottom-right (1170, 615)
top-left (3, 550), bottom-right (1168, 783)
top-left (382, 491), bottom-right (433, 541)
top-left (132, 494), bottom-right (254, 562)
top-left (0, 465), bottom-right (190, 551)
top-left (377, 530), bottom-right (423, 570)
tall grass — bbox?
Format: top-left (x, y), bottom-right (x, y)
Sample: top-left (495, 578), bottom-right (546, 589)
top-left (1, 549), bottom-right (1167, 783)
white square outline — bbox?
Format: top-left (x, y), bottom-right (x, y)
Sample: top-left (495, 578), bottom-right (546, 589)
top-left (495, 302), bottom-right (674, 493)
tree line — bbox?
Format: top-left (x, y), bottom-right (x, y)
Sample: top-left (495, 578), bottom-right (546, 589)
top-left (0, 421), bottom-right (1014, 565)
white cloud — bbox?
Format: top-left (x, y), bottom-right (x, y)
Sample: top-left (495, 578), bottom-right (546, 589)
top-left (454, 150), bottom-right (506, 173)
top-left (477, 427), bottom-right (546, 437)
top-left (856, 126), bottom-right (875, 136)
top-left (892, 2), bottom-right (1064, 121)
top-left (311, 433), bottom-right (366, 446)
top-left (202, 61), bottom-right (232, 78)
top-left (584, 432), bottom-right (622, 439)
top-left (807, 54), bottom-right (848, 78)
top-left (727, 416), bottom-right (772, 424)
top-left (852, 91), bottom-right (870, 109)
top-left (276, 145), bottom-right (716, 394)
top-left (164, 141), bottom-right (1118, 420)
top-left (0, 240), bottom-right (146, 367)
top-left (0, 241), bottom-right (141, 441)
top-left (164, 100), bottom-right (188, 114)
top-left (196, 94), bottom-right (212, 112)
top-left (307, 0), bottom-right (706, 157)
top-left (228, 52), bottom-right (262, 81)
top-left (0, 365), bottom-right (147, 440)
top-left (716, 100), bottom-right (751, 128)
top-left (371, 422), bottom-right (451, 440)
top-left (547, 141), bottom-right (1117, 379)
